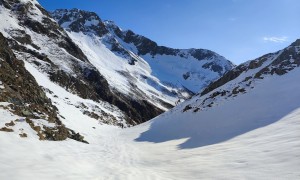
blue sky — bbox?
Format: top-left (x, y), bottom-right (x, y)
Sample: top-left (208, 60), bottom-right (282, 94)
top-left (38, 0), bottom-right (300, 64)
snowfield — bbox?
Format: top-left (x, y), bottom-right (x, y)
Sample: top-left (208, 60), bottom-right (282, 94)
top-left (0, 62), bottom-right (299, 180)
top-left (0, 107), bottom-right (299, 179)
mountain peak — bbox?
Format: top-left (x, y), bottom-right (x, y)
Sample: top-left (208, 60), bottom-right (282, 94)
top-left (51, 8), bottom-right (108, 36)
top-left (103, 20), bottom-right (118, 28)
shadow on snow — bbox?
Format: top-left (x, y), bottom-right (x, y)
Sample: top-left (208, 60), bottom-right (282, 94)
top-left (135, 88), bottom-right (300, 149)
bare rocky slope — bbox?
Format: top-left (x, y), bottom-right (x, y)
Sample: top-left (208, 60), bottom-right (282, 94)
top-left (0, 32), bottom-right (88, 142)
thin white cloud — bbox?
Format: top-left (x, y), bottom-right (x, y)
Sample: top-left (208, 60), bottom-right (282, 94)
top-left (263, 36), bottom-right (288, 43)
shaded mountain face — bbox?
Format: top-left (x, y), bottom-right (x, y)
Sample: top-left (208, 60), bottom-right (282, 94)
top-left (136, 39), bottom-right (300, 149)
top-left (51, 9), bottom-right (234, 94)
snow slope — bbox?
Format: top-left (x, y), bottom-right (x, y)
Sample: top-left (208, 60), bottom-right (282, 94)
top-left (137, 64), bottom-right (300, 148)
top-left (67, 32), bottom-right (177, 109)
top-left (1, 47), bottom-right (299, 179)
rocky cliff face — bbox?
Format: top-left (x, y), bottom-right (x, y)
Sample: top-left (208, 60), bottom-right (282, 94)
top-left (0, 32), bottom-right (55, 121)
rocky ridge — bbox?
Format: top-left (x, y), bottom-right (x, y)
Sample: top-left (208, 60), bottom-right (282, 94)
top-left (181, 39), bottom-right (300, 113)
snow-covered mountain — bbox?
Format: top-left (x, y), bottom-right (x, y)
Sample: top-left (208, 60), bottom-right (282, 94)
top-left (0, 0), bottom-right (234, 129)
top-left (0, 0), bottom-right (138, 127)
top-left (50, 8), bottom-right (234, 98)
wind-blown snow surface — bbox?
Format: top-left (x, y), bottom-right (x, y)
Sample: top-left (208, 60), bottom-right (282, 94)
top-left (1, 60), bottom-right (299, 179)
